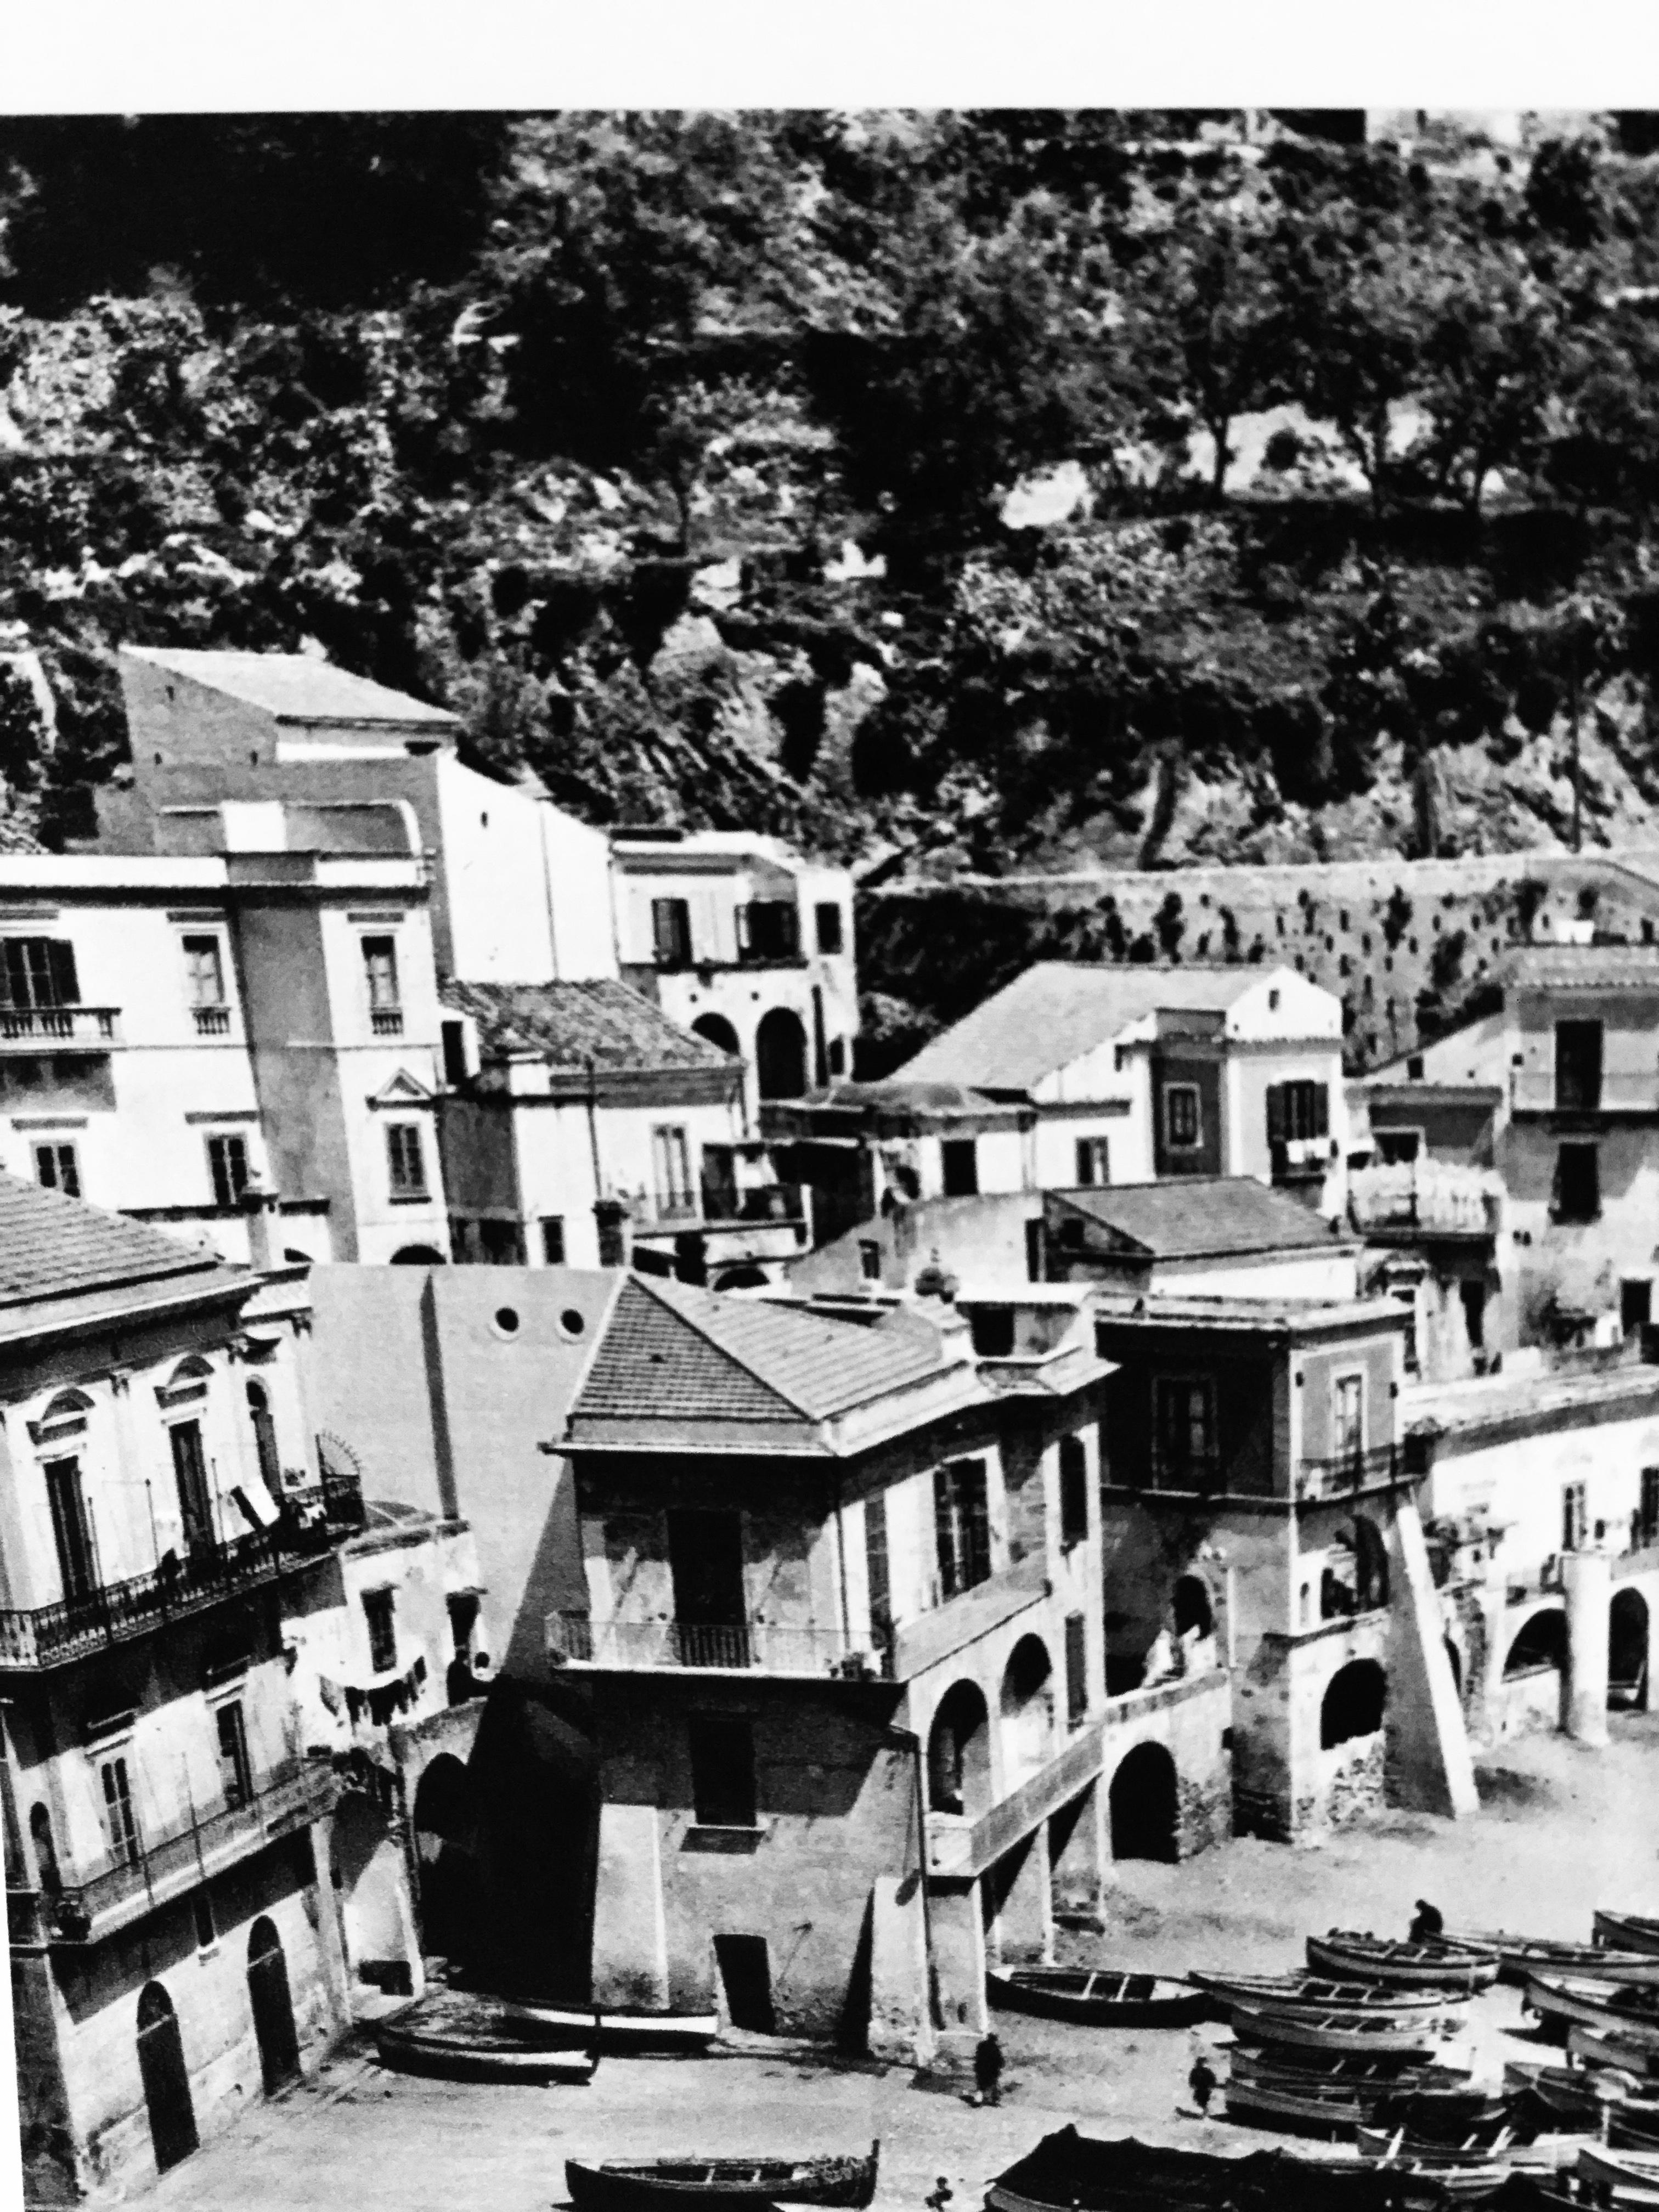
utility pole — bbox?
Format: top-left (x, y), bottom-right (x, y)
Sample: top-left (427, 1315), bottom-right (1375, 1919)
top-left (1570, 611), bottom-right (1582, 856)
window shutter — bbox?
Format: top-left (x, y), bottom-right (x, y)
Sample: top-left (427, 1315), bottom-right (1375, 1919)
top-left (1312, 1083), bottom-right (1329, 1138)
top-left (1266, 1083), bottom-right (1288, 1143)
top-left (652, 900), bottom-right (673, 963)
top-left (1065, 1612), bottom-right (1087, 1724)
top-left (47, 940), bottom-right (80, 1007)
top-left (735, 904), bottom-right (752, 958)
top-left (933, 1466), bottom-right (958, 1599)
top-left (962, 1462), bottom-right (991, 1588)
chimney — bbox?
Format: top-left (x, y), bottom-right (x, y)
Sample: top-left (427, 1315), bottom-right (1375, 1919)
top-left (238, 1166), bottom-right (280, 1272)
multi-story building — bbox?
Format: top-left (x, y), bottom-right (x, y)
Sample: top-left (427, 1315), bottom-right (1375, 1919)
top-left (0, 814), bottom-right (451, 1265)
top-left (437, 979), bottom-right (808, 1284)
top-left (542, 1273), bottom-right (1231, 2060)
top-left (0, 1175), bottom-right (363, 2199)
top-left (611, 829), bottom-right (859, 1124)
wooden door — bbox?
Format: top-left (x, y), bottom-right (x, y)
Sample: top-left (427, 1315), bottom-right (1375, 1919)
top-left (247, 1918), bottom-right (300, 2093)
top-left (137, 1983), bottom-right (198, 2172)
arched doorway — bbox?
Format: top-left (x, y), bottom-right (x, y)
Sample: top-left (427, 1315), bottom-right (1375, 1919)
top-left (1173, 1576), bottom-right (1214, 1641)
top-left (755, 1008), bottom-right (809, 1101)
top-left (1321, 1660), bottom-right (1387, 1748)
top-left (247, 1917), bottom-right (300, 2093)
top-left (1611, 1588), bottom-right (1650, 1709)
top-left (411, 1753), bottom-right (482, 1963)
top-left (1505, 1609), bottom-right (1567, 1677)
top-left (1109, 1741), bottom-right (1178, 1862)
top-left (136, 1982), bottom-right (198, 2174)
top-left (1000, 1637), bottom-right (1054, 1786)
top-left (333, 1792), bottom-right (419, 1997)
top-left (392, 1245), bottom-right (445, 1265)
top-left (692, 1013), bottom-right (741, 1058)
top-left (927, 1682), bottom-right (992, 1819)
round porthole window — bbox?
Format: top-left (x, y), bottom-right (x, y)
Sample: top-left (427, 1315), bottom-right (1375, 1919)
top-left (558, 1307), bottom-right (586, 1340)
top-left (493, 1306), bottom-right (521, 1339)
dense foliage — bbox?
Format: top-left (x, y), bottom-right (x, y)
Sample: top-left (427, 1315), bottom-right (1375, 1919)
top-left (2, 111), bottom-right (1659, 1053)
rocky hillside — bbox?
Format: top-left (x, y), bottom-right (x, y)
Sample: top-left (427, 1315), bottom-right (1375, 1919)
top-left (0, 114), bottom-right (1656, 1063)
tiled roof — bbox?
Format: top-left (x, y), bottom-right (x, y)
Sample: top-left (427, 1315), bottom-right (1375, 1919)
top-left (1053, 1176), bottom-right (1349, 1260)
top-left (1510, 944), bottom-right (1659, 990)
top-left (573, 1274), bottom-right (952, 1428)
top-left (1366, 1008), bottom-right (1508, 1088)
top-left (0, 1173), bottom-right (229, 1310)
top-left (124, 647), bottom-right (457, 727)
top-left (441, 979), bottom-right (736, 1073)
top-left (896, 963), bottom-right (1263, 1092)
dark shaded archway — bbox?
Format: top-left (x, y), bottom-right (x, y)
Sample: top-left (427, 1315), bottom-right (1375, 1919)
top-left (1109, 1740), bottom-right (1178, 1862)
top-left (928, 1680), bottom-right (992, 1819)
top-left (412, 1752), bottom-right (483, 1964)
top-left (1612, 1588), bottom-right (1650, 1709)
top-left (1173, 1575), bottom-right (1214, 1640)
top-left (247, 1917), bottom-right (300, 2093)
top-left (1505, 1609), bottom-right (1567, 1678)
top-left (1322, 1659), bottom-right (1387, 1747)
top-left (755, 1007), bottom-right (808, 1101)
top-left (692, 1013), bottom-right (741, 1058)
top-left (392, 1245), bottom-right (445, 1265)
top-left (1000, 1636), bottom-right (1054, 1786)
top-left (137, 1982), bottom-right (197, 2174)
top-left (332, 1790), bottom-right (416, 1994)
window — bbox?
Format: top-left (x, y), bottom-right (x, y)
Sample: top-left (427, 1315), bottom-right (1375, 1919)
top-left (34, 1142), bottom-right (80, 1199)
top-left (102, 1757), bottom-right (140, 1867)
top-left (1640, 1468), bottom-right (1659, 1549)
top-left (1555, 1019), bottom-right (1603, 1111)
top-left (441, 1020), bottom-right (469, 1086)
top-left (1460, 1279), bottom-right (1486, 1352)
top-left (827, 1039), bottom-right (847, 1077)
top-left (941, 1139), bottom-right (979, 1197)
top-left (182, 935), bottom-right (225, 1008)
top-left (1164, 1083), bottom-right (1201, 1150)
top-left (363, 1589), bottom-right (397, 1674)
top-left (688, 1716), bottom-right (757, 1828)
top-left (859, 1239), bottom-right (882, 1283)
top-left (1153, 1378), bottom-right (1218, 1491)
top-left (192, 1889), bottom-right (216, 1950)
top-left (1623, 1280), bottom-right (1654, 1336)
top-left (540, 1217), bottom-right (566, 1266)
top-left (170, 1420), bottom-right (213, 1551)
top-left (206, 1132), bottom-right (249, 1209)
top-left (737, 900), bottom-right (800, 962)
top-left (814, 902), bottom-right (844, 956)
top-left (246, 1381), bottom-right (280, 1499)
top-left (1266, 1080), bottom-right (1330, 1145)
top-left (215, 1701), bottom-right (252, 1813)
top-left (1059, 1435), bottom-right (1090, 1547)
top-left (1335, 1374), bottom-right (1365, 1468)
top-left (1064, 1612), bottom-right (1088, 1726)
top-left (1074, 1136), bottom-right (1111, 1186)
top-left (1562, 1481), bottom-right (1588, 1554)
top-left (865, 1493), bottom-right (891, 1638)
top-left (652, 1125), bottom-right (696, 1218)
top-left (651, 896), bottom-right (692, 968)
top-left (362, 936), bottom-right (402, 1035)
top-left (1025, 1220), bottom-right (1044, 1283)
top-left (1375, 1129), bottom-right (1422, 1165)
top-left (968, 1307), bottom-right (1015, 1358)
top-left (387, 1123), bottom-right (428, 1199)
top-left (44, 1458), bottom-right (95, 1600)
top-left (1554, 1143), bottom-right (1600, 1223)
top-left (0, 937), bottom-right (78, 1010)
top-left (934, 1459), bottom-right (991, 1600)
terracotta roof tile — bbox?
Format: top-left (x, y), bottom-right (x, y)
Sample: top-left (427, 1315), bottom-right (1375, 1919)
top-left (0, 1173), bottom-right (228, 1309)
top-left (1052, 1176), bottom-right (1347, 1260)
top-left (442, 979), bottom-right (736, 1074)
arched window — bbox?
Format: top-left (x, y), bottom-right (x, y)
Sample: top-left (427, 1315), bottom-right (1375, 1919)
top-left (156, 1356), bottom-right (211, 1409)
top-left (692, 1013), bottom-right (741, 1058)
top-left (1612, 1588), bottom-right (1650, 1709)
top-left (1321, 1659), bottom-right (1387, 1748)
top-left (1173, 1575), bottom-right (1214, 1641)
top-left (755, 1008), bottom-right (809, 1101)
top-left (245, 1380), bottom-right (281, 1500)
top-left (1000, 1637), bottom-right (1054, 1784)
top-left (927, 1681), bottom-right (991, 1819)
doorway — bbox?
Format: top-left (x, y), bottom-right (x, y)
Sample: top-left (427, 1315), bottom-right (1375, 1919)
top-left (668, 1509), bottom-right (748, 1667)
top-left (713, 1934), bottom-right (775, 2033)
top-left (247, 1917), bottom-right (301, 2092)
top-left (137, 1982), bottom-right (198, 2174)
top-left (1108, 1741), bottom-right (1178, 1863)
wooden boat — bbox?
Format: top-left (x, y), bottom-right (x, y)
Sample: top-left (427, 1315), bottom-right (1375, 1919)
top-left (987, 1967), bottom-right (1209, 2027)
top-left (1189, 1971), bottom-right (1467, 2015)
top-left (1358, 2130), bottom-right (1584, 2173)
top-left (1612, 2111), bottom-right (1659, 2153)
top-left (502, 2000), bottom-right (718, 2054)
top-left (1461, 1940), bottom-right (1659, 1990)
top-left (1599, 1917), bottom-right (1659, 1961)
top-left (1229, 2002), bottom-right (1452, 2057)
top-left (1572, 2027), bottom-right (1659, 2079)
top-left (1578, 2145), bottom-right (1659, 2205)
top-left (565, 2146), bottom-right (880, 2212)
top-left (1503, 2061), bottom-right (1647, 2126)
top-left (1307, 1934), bottom-right (1499, 1991)
top-left (375, 2016), bottom-right (596, 2084)
top-left (985, 2124), bottom-right (1473, 2212)
top-left (1362, 2148), bottom-right (1510, 2202)
top-left (1529, 1979), bottom-right (1659, 2044)
top-left (1229, 2047), bottom-right (1470, 2089)
top-left (1222, 2079), bottom-right (1373, 2135)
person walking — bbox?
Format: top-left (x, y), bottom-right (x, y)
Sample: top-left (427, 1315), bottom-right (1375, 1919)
top-left (925, 2181), bottom-right (953, 2212)
top-left (974, 2032), bottom-right (1005, 2108)
top-left (1188, 2053), bottom-right (1218, 2115)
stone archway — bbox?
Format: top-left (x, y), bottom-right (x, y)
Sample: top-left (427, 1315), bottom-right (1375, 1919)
top-left (927, 1681), bottom-right (992, 1819)
top-left (136, 1982), bottom-right (198, 2175)
top-left (1505, 1607), bottom-right (1567, 1677)
top-left (1109, 1740), bottom-right (1178, 1863)
top-left (1000, 1635), bottom-right (1054, 1787)
top-left (1611, 1587), bottom-right (1650, 1709)
top-left (755, 1007), bottom-right (809, 1101)
top-left (246, 1917), bottom-right (300, 2094)
top-left (692, 1013), bottom-right (741, 1058)
top-left (411, 1752), bottom-right (483, 1965)
top-left (1322, 1659), bottom-right (1387, 1748)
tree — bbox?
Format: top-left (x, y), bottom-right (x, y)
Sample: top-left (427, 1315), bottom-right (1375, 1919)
top-left (1413, 255), bottom-right (1563, 512)
top-left (1145, 216), bottom-right (1292, 503)
top-left (1285, 218), bottom-right (1425, 511)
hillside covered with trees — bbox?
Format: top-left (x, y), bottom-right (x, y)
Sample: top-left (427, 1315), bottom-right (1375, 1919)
top-left (3, 112), bottom-right (1659, 1058)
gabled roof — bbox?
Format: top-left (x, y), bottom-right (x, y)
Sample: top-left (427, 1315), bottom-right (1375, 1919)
top-left (571, 1274), bottom-right (957, 1433)
top-left (1509, 944), bottom-right (1659, 991)
top-left (1366, 1008), bottom-right (1509, 1090)
top-left (0, 1172), bottom-right (231, 1312)
top-left (1050, 1177), bottom-right (1351, 1261)
top-left (123, 647), bottom-right (457, 729)
top-left (895, 962), bottom-right (1268, 1093)
top-left (442, 979), bottom-right (736, 1074)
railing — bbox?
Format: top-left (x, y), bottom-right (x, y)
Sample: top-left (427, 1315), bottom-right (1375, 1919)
top-left (370, 1007), bottom-right (404, 1037)
top-left (1349, 1165), bottom-right (1499, 1239)
top-left (1297, 1442), bottom-right (1403, 1499)
top-left (0, 1006), bottom-right (119, 1048)
top-left (700, 1184), bottom-right (808, 1228)
top-left (0, 1516), bottom-right (347, 1670)
top-left (191, 1005), bottom-right (232, 1037)
top-left (547, 1613), bottom-right (888, 1679)
top-left (1512, 1070), bottom-right (1659, 1114)
top-left (280, 1472), bottom-right (368, 1531)
top-left (1503, 1558), bottom-right (1566, 1605)
top-left (40, 1760), bottom-right (331, 1942)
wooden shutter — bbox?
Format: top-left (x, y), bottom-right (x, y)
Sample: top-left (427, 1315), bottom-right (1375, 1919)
top-left (1065, 1612), bottom-right (1087, 1724)
top-left (1266, 1083), bottom-right (1288, 1143)
top-left (1312, 1082), bottom-right (1330, 1138)
top-left (865, 1493), bottom-right (891, 1634)
top-left (961, 1460), bottom-right (991, 1588)
top-left (933, 1466), bottom-right (959, 1598)
top-left (47, 940), bottom-right (79, 1007)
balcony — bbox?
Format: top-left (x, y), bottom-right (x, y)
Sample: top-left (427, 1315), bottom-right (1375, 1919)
top-left (0, 1005), bottom-right (119, 1051)
top-left (1511, 1070), bottom-right (1659, 1119)
top-left (370, 1007), bottom-right (405, 1037)
top-left (889, 1553), bottom-right (1050, 1679)
top-left (1350, 1164), bottom-right (1500, 1243)
top-left (1296, 1442), bottom-right (1406, 1501)
top-left (191, 1004), bottom-right (233, 1037)
top-left (546, 1614), bottom-right (889, 1680)
top-left (36, 1759), bottom-right (332, 1945)
top-left (0, 1515), bottom-right (350, 1672)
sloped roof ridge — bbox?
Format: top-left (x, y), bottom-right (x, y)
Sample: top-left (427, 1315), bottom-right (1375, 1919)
top-left (630, 1272), bottom-right (821, 1417)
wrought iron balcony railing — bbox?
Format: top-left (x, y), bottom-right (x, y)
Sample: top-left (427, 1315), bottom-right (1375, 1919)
top-left (1512, 1070), bottom-right (1659, 1115)
top-left (38, 1759), bottom-right (331, 1943)
top-left (1297, 1442), bottom-right (1404, 1499)
top-left (0, 1005), bottom-right (119, 1049)
top-left (548, 1612), bottom-right (889, 1680)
